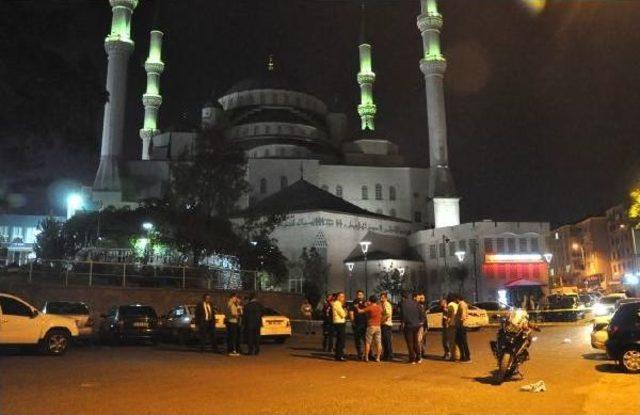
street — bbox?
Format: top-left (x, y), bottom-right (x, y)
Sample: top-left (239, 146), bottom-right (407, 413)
top-left (1, 325), bottom-right (638, 415)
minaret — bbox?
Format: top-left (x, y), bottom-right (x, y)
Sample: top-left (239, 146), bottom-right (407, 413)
top-left (93, 0), bottom-right (138, 191)
top-left (357, 1), bottom-right (376, 131)
top-left (417, 0), bottom-right (460, 228)
top-left (139, 27), bottom-right (165, 160)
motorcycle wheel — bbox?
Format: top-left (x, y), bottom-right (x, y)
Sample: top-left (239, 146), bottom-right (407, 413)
top-left (496, 353), bottom-right (511, 385)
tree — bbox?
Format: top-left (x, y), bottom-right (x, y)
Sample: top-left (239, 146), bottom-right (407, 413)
top-left (450, 266), bottom-right (470, 294)
top-left (236, 235), bottom-right (289, 287)
top-left (300, 247), bottom-right (329, 306)
top-left (375, 268), bottom-right (404, 300)
top-left (146, 127), bottom-right (250, 264)
top-left (34, 217), bottom-right (65, 260)
top-left (629, 185), bottom-right (640, 229)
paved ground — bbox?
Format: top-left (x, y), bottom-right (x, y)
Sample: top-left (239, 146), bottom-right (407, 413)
top-left (1, 325), bottom-right (638, 415)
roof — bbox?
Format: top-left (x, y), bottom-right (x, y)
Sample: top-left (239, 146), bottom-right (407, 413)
top-left (343, 232), bottom-right (421, 262)
top-left (241, 180), bottom-right (407, 222)
top-left (504, 278), bottom-right (547, 288)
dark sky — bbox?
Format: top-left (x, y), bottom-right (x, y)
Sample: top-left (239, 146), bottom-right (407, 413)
top-left (1, 0), bottom-right (639, 226)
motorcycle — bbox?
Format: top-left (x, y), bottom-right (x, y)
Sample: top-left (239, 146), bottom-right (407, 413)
top-left (490, 314), bottom-right (540, 384)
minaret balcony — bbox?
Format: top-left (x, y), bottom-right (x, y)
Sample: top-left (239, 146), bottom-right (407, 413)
top-left (417, 12), bottom-right (443, 32)
top-left (109, 0), bottom-right (138, 9)
top-left (144, 60), bottom-right (165, 74)
top-left (357, 73), bottom-right (376, 84)
top-left (357, 104), bottom-right (377, 117)
top-left (142, 94), bottom-right (163, 107)
top-left (420, 58), bottom-right (447, 76)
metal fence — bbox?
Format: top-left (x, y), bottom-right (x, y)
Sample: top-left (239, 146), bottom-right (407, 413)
top-left (5, 259), bottom-right (269, 291)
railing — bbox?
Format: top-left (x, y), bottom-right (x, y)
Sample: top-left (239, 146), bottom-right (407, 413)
top-left (3, 259), bottom-right (272, 292)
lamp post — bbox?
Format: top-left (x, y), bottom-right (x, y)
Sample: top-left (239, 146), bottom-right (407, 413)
top-left (360, 241), bottom-right (372, 297)
top-left (455, 250), bottom-right (466, 297)
top-left (543, 252), bottom-right (554, 288)
top-left (345, 262), bottom-right (355, 298)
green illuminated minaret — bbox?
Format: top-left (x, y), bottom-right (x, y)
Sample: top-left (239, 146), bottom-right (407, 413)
top-left (94, 0), bottom-right (138, 191)
top-left (417, 0), bottom-right (460, 228)
top-left (357, 1), bottom-right (376, 131)
top-left (139, 26), bottom-right (165, 160)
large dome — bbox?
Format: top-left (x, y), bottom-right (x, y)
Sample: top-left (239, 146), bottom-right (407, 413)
top-left (225, 71), bottom-right (292, 95)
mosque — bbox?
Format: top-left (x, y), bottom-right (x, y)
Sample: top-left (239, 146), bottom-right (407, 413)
top-left (87, 0), bottom-right (550, 302)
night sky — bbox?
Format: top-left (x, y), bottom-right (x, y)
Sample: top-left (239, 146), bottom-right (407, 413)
top-left (1, 0), bottom-right (639, 226)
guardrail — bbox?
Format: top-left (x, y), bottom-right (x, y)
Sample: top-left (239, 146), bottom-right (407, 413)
top-left (3, 259), bottom-right (270, 291)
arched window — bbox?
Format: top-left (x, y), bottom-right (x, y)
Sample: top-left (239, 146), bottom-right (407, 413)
top-left (389, 186), bottom-right (396, 201)
top-left (361, 185), bottom-right (369, 200)
top-left (390, 208), bottom-right (396, 218)
top-left (280, 176), bottom-right (288, 190)
top-left (375, 184), bottom-right (382, 200)
top-left (336, 185), bottom-right (343, 198)
top-left (260, 178), bottom-right (267, 194)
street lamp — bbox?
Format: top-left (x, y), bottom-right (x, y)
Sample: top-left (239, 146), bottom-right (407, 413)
top-left (345, 262), bottom-right (355, 298)
top-left (66, 193), bottom-right (84, 219)
top-left (142, 222), bottom-right (154, 232)
top-left (543, 252), bottom-right (554, 287)
top-left (360, 241), bottom-right (372, 297)
top-left (455, 250), bottom-right (466, 263)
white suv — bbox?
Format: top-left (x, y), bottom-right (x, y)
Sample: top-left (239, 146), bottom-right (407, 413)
top-left (0, 293), bottom-right (79, 355)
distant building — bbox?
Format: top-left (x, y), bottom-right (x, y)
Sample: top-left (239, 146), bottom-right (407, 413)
top-left (0, 214), bottom-right (65, 266)
top-left (409, 221), bottom-right (550, 302)
top-left (606, 204), bottom-right (639, 287)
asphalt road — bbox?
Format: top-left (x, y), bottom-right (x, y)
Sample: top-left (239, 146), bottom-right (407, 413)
top-left (1, 325), bottom-right (638, 415)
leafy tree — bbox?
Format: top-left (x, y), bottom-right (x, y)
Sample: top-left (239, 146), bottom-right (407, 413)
top-left (300, 247), bottom-right (329, 306)
top-left (450, 266), bottom-right (470, 294)
top-left (375, 268), bottom-right (404, 300)
top-left (629, 185), bottom-right (640, 229)
top-left (34, 217), bottom-right (65, 260)
top-left (236, 235), bottom-right (289, 287)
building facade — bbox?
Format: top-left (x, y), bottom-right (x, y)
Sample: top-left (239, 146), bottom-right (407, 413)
top-left (0, 214), bottom-right (65, 266)
top-left (606, 204), bottom-right (639, 286)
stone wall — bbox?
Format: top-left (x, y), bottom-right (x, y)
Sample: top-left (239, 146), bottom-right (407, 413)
top-left (0, 278), bottom-right (305, 320)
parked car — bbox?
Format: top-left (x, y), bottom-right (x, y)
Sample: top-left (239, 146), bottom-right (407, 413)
top-left (159, 304), bottom-right (225, 344)
top-left (0, 293), bottom-right (79, 355)
top-left (473, 301), bottom-right (512, 323)
top-left (98, 304), bottom-right (160, 345)
top-left (425, 304), bottom-right (489, 330)
top-left (593, 294), bottom-right (628, 322)
top-left (542, 294), bottom-right (586, 322)
top-left (605, 300), bottom-right (640, 373)
top-left (259, 307), bottom-right (292, 343)
top-left (42, 301), bottom-right (93, 339)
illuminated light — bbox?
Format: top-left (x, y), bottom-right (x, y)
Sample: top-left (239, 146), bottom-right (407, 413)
top-left (398, 267), bottom-right (406, 277)
top-left (485, 254), bottom-right (544, 263)
top-left (346, 262), bottom-right (355, 272)
top-left (455, 250), bottom-right (466, 263)
top-left (572, 243), bottom-right (580, 251)
top-left (497, 289), bottom-right (508, 305)
top-left (624, 274), bottom-right (639, 285)
top-left (66, 193), bottom-right (84, 219)
top-left (142, 222), bottom-right (154, 231)
top-left (359, 241), bottom-right (372, 255)
top-left (592, 303), bottom-right (609, 317)
top-left (519, 0), bottom-right (546, 15)
top-left (543, 253), bottom-right (553, 264)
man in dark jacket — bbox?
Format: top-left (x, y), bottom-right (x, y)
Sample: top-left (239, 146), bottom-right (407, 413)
top-left (399, 291), bottom-right (424, 364)
top-left (242, 293), bottom-right (264, 355)
top-left (349, 290), bottom-right (368, 360)
top-left (194, 293), bottom-right (219, 353)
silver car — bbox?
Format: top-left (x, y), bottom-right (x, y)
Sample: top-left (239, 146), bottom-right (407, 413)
top-left (160, 304), bottom-right (225, 344)
top-left (42, 301), bottom-right (93, 339)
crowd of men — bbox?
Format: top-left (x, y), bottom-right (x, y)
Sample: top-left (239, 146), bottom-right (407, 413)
top-left (195, 292), bottom-right (264, 356)
top-left (321, 290), bottom-right (472, 364)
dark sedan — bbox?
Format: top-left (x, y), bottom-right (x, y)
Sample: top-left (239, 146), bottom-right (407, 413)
top-left (98, 304), bottom-right (160, 345)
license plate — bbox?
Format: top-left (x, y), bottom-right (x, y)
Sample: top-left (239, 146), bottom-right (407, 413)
top-left (133, 322), bottom-right (148, 328)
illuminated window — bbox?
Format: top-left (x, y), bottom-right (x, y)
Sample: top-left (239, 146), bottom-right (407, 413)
top-left (336, 185), bottom-right (343, 198)
top-left (530, 237), bottom-right (539, 252)
top-left (484, 238), bottom-right (494, 254)
top-left (497, 238), bottom-right (505, 253)
top-left (362, 186), bottom-right (369, 200)
top-left (507, 238), bottom-right (516, 253)
top-left (389, 186), bottom-right (396, 201)
top-left (260, 178), bottom-right (267, 194)
top-left (375, 184), bottom-right (382, 200)
top-left (280, 176), bottom-right (288, 190)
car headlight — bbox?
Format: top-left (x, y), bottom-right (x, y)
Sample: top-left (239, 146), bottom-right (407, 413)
top-left (593, 303), bottom-right (609, 316)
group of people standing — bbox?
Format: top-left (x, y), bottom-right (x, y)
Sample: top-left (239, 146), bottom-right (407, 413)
top-left (320, 290), bottom-right (472, 364)
top-left (194, 292), bottom-right (264, 356)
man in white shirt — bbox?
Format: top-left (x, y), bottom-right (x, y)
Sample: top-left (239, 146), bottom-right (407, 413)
top-left (332, 292), bottom-right (348, 361)
top-left (380, 292), bottom-right (394, 361)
